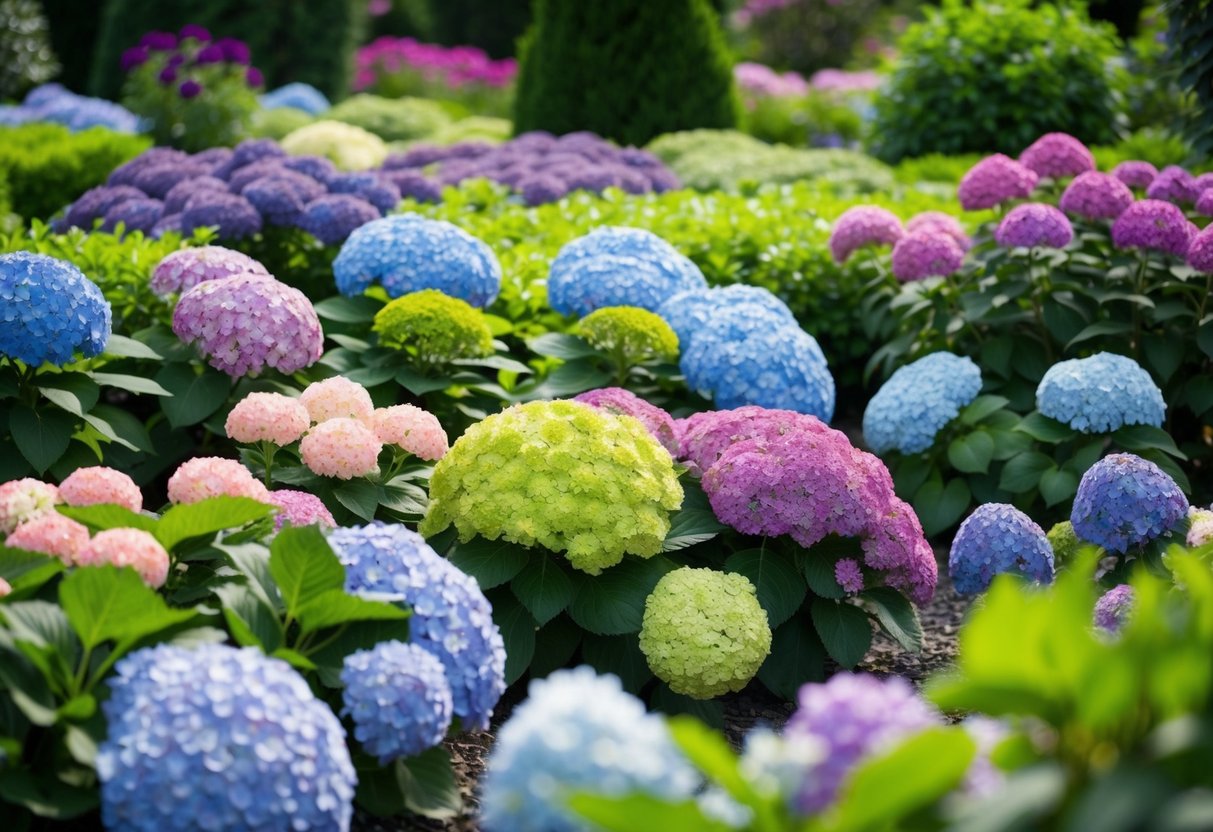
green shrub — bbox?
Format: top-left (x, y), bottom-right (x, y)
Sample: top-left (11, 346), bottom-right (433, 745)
top-left (871, 0), bottom-right (1126, 162)
top-left (1091, 128), bottom-right (1197, 171)
top-left (425, 0), bottom-right (531, 59)
top-left (0, 124), bottom-right (151, 220)
top-left (325, 94), bottom-right (452, 142)
top-left (248, 106), bottom-right (315, 140)
top-left (513, 0), bottom-right (740, 147)
top-left (425, 116), bottom-right (512, 145)
top-left (1165, 0), bottom-right (1213, 157)
top-left (742, 91), bottom-right (867, 148)
top-left (0, 0), bottom-right (60, 99)
top-left (734, 0), bottom-right (881, 77)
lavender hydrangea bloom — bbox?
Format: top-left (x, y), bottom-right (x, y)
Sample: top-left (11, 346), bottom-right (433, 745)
top-left (96, 644), bottom-right (355, 832)
top-left (1094, 584), bottom-right (1134, 633)
top-left (0, 252), bottom-right (111, 366)
top-left (242, 178), bottom-right (308, 225)
top-left (519, 174), bottom-right (568, 206)
top-left (785, 674), bottom-right (941, 814)
top-left (481, 666), bottom-right (699, 832)
top-left (150, 213), bottom-right (182, 239)
top-left (330, 523), bottom-right (506, 730)
top-left (281, 154), bottom-right (338, 183)
top-left (180, 193), bottom-right (263, 240)
top-left (172, 273), bottom-right (323, 377)
top-left (891, 231), bottom-right (965, 281)
top-left (131, 162), bottom-right (213, 199)
top-left (333, 214), bottom-right (502, 306)
top-left (101, 197), bottom-right (163, 235)
top-left (656, 285), bottom-right (795, 346)
top-left (995, 203), bottom-right (1073, 248)
top-left (1197, 190), bottom-right (1213, 219)
top-left (1059, 172), bottom-right (1135, 220)
top-left (1036, 352), bottom-right (1165, 433)
top-left (958, 154), bottom-right (1039, 210)
top-left (260, 82), bottom-right (331, 115)
top-left (548, 227), bottom-right (708, 317)
top-left (1146, 165), bottom-right (1198, 204)
top-left (340, 640), bottom-right (453, 762)
top-left (163, 176), bottom-right (228, 215)
top-left (108, 148), bottom-right (190, 187)
top-left (10, 84), bottom-right (141, 133)
top-left (299, 195), bottom-right (381, 246)
top-left (383, 169), bottom-right (443, 202)
top-left (828, 206), bottom-right (904, 264)
top-left (1071, 453), bottom-right (1189, 553)
top-left (1111, 199), bottom-right (1196, 257)
top-left (1112, 161), bottom-right (1158, 190)
top-left (151, 246), bottom-right (269, 296)
top-left (863, 352), bottom-right (982, 454)
top-left (1018, 132), bottom-right (1095, 179)
top-left (211, 138), bottom-right (286, 180)
top-left (1187, 224), bottom-right (1213, 273)
top-left (949, 503), bottom-right (1054, 595)
top-left (573, 387), bottom-right (680, 455)
top-left (64, 185), bottom-right (146, 230)
top-left (328, 172), bottom-right (402, 214)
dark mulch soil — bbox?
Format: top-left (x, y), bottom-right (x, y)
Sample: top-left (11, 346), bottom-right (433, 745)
top-left (355, 574), bottom-right (973, 832)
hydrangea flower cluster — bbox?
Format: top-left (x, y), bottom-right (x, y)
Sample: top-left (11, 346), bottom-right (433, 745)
top-left (890, 231), bottom-right (966, 281)
top-left (150, 246), bottom-right (269, 296)
top-left (949, 503), bottom-right (1054, 595)
top-left (421, 401), bottom-right (683, 574)
top-left (5, 512), bottom-right (90, 563)
top-left (656, 285), bottom-right (795, 347)
top-left (224, 392), bottom-right (311, 446)
top-left (734, 61), bottom-right (809, 98)
top-left (0, 252), bottom-right (111, 367)
top-left (260, 82), bottom-right (331, 115)
top-left (1071, 453), bottom-right (1188, 553)
top-left (330, 523), bottom-right (506, 729)
top-left (58, 466), bottom-right (142, 512)
top-left (1036, 352), bottom-right (1165, 433)
top-left (957, 153), bottom-right (1039, 210)
top-left (281, 120), bottom-right (389, 170)
top-left (75, 528), bottom-right (170, 588)
top-left (172, 271), bottom-right (323, 377)
top-left (785, 673), bottom-right (941, 813)
top-left (573, 388), bottom-right (679, 456)
top-left (995, 203), bottom-right (1074, 249)
top-left (1187, 224), bottom-right (1213, 273)
top-left (862, 352), bottom-right (982, 454)
top-left (0, 577), bottom-right (9, 597)
top-left (0, 478), bottom-right (60, 534)
top-left (97, 644), bottom-right (355, 832)
top-left (1018, 132), bottom-right (1095, 179)
top-left (1046, 521), bottom-right (1085, 564)
top-left (906, 211), bottom-right (971, 250)
top-left (371, 289), bottom-right (494, 363)
top-left (166, 457), bottom-right (269, 504)
top-left (0, 83), bottom-right (141, 133)
top-left (1094, 584), bottom-right (1134, 634)
top-left (481, 666), bottom-right (699, 832)
top-left (372, 405), bottom-right (449, 460)
top-left (333, 214), bottom-right (502, 305)
top-left (267, 489), bottom-right (335, 531)
top-left (299, 194), bottom-right (383, 245)
top-left (1111, 199), bottom-right (1197, 256)
top-left (547, 227), bottom-right (708, 317)
top-left (1197, 190), bottom-right (1213, 218)
top-left (299, 418), bottom-right (383, 479)
top-left (354, 36), bottom-right (517, 93)
top-left (639, 567), bottom-right (772, 699)
top-left (340, 640), bottom-right (453, 762)
top-left (1059, 172), bottom-right (1134, 220)
top-left (1112, 160), bottom-right (1158, 190)
top-left (1146, 165), bottom-right (1198, 204)
top-left (828, 205), bottom-right (904, 264)
top-left (577, 306), bottom-right (679, 365)
top-left (1188, 508), bottom-right (1213, 547)
top-left (299, 376), bottom-right (375, 423)
top-left (835, 558), bottom-right (864, 594)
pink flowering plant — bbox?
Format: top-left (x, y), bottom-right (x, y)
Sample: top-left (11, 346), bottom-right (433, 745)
top-left (354, 37), bottom-right (516, 117)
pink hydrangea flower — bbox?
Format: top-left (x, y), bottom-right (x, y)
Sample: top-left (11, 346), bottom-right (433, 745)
top-left (994, 203), bottom-right (1073, 249)
top-left (166, 457), bottom-right (270, 504)
top-left (0, 577), bottom-right (9, 597)
top-left (299, 376), bottom-right (375, 424)
top-left (957, 154), bottom-right (1038, 210)
top-left (1189, 225), bottom-right (1213, 274)
top-left (0, 479), bottom-right (60, 534)
top-left (6, 513), bottom-right (90, 563)
top-left (835, 558), bottom-right (864, 594)
top-left (300, 418), bottom-right (383, 479)
top-left (906, 211), bottom-right (971, 250)
top-left (267, 489), bottom-right (336, 531)
top-left (1111, 161), bottom-right (1158, 190)
top-left (1059, 172), bottom-right (1134, 220)
top-left (573, 388), bottom-right (678, 456)
top-left (828, 206), bottom-right (904, 264)
top-left (59, 466), bottom-right (142, 512)
top-left (1018, 132), bottom-right (1095, 180)
top-left (861, 497), bottom-right (938, 606)
top-left (150, 246), bottom-right (269, 296)
top-left (1111, 200), bottom-right (1197, 257)
top-left (890, 231), bottom-right (965, 281)
top-left (225, 392), bottom-right (311, 446)
top-left (75, 528), bottom-right (170, 588)
top-left (1146, 166), bottom-right (1198, 204)
top-left (1197, 189), bottom-right (1213, 218)
top-left (372, 405), bottom-right (449, 461)
top-left (677, 406), bottom-right (832, 475)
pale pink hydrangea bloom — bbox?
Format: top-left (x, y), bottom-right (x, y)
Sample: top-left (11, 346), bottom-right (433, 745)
top-left (372, 405), bottom-right (449, 461)
top-left (1188, 508), bottom-right (1213, 547)
top-left (0, 479), bottom-right (60, 534)
top-left (0, 577), bottom-right (10, 597)
top-left (75, 528), bottom-right (170, 588)
top-left (166, 457), bottom-right (270, 504)
top-left (267, 490), bottom-right (336, 531)
top-left (6, 513), bottom-right (90, 563)
top-left (225, 392), bottom-right (312, 446)
top-left (300, 418), bottom-right (383, 479)
top-left (59, 466), bottom-right (143, 512)
top-left (299, 376), bottom-right (375, 424)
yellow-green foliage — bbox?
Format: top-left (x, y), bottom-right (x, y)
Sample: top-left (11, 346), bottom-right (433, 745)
top-left (325, 94), bottom-right (452, 142)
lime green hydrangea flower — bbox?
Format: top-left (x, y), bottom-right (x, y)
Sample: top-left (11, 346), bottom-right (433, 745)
top-left (372, 289), bottom-right (494, 365)
top-left (1046, 520), bottom-right (1088, 566)
top-left (420, 400), bottom-right (683, 574)
top-left (639, 567), bottom-right (772, 699)
top-left (280, 120), bottom-right (388, 170)
top-left (577, 306), bottom-right (679, 369)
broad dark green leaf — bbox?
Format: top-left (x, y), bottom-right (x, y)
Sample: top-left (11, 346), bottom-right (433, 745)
top-left (489, 590), bottom-right (536, 686)
top-left (511, 556), bottom-right (575, 626)
top-left (960, 395), bottom-right (1011, 425)
top-left (155, 364), bottom-right (232, 428)
top-left (661, 507), bottom-right (726, 551)
top-left (725, 547), bottom-right (805, 628)
top-left (9, 405), bottom-right (75, 473)
top-left (90, 372), bottom-right (172, 397)
top-left (1039, 466), bottom-right (1079, 507)
top-left (947, 430), bottom-right (995, 474)
top-left (758, 614), bottom-right (825, 700)
top-left (333, 480), bottom-right (380, 522)
top-left (580, 633), bottom-right (652, 694)
top-left (999, 451), bottom-right (1056, 493)
top-left (447, 537), bottom-right (531, 590)
top-left (912, 478), bottom-right (971, 537)
top-left (314, 295), bottom-right (382, 323)
top-left (568, 794), bottom-right (733, 832)
top-left (568, 556), bottom-right (676, 635)
top-left (527, 333), bottom-right (599, 360)
top-left (36, 373), bottom-right (99, 417)
top-left (400, 746), bottom-right (462, 819)
top-left (810, 598), bottom-right (872, 669)
top-left (214, 583), bottom-right (283, 652)
top-left (1015, 411), bottom-right (1077, 443)
top-left (860, 587), bottom-right (923, 652)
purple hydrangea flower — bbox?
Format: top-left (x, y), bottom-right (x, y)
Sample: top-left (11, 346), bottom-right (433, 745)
top-left (151, 245), bottom-right (269, 296)
top-left (130, 161), bottom-right (212, 199)
top-left (1018, 132), bottom-right (1095, 180)
top-left (519, 174), bottom-right (568, 206)
top-left (1071, 453), bottom-right (1188, 554)
top-left (572, 388), bottom-right (679, 455)
top-left (162, 176), bottom-right (228, 214)
top-left (1188, 224), bottom-right (1213, 273)
top-left (64, 185), bottom-right (145, 230)
top-left (1112, 161), bottom-right (1158, 190)
top-left (1059, 172), bottom-right (1135, 220)
top-left (958, 154), bottom-right (1039, 210)
top-left (1094, 584), bottom-right (1134, 633)
top-left (994, 203), bottom-right (1073, 249)
top-left (890, 230), bottom-right (965, 281)
top-left (1197, 189), bottom-right (1213, 218)
top-left (107, 148), bottom-right (190, 187)
top-left (299, 195), bottom-right (380, 246)
top-left (861, 497), bottom-right (938, 606)
top-left (267, 489), bottom-right (335, 531)
top-left (120, 46), bottom-right (149, 71)
top-left (677, 406), bottom-right (833, 474)
top-left (949, 503), bottom-right (1054, 595)
top-left (828, 205), bottom-right (904, 264)
top-left (242, 178), bottom-right (307, 225)
top-left (216, 37), bottom-right (251, 65)
top-left (179, 24), bottom-right (211, 41)
top-left (180, 192), bottom-right (262, 240)
top-left (1110, 199), bottom-right (1196, 257)
top-left (157, 67), bottom-right (178, 85)
top-left (101, 197), bottom-right (163, 235)
top-left (246, 67), bottom-right (264, 88)
top-left (281, 154), bottom-right (338, 183)
top-left (906, 211), bottom-right (971, 250)
top-left (328, 172), bottom-right (402, 214)
top-left (150, 213), bottom-right (182, 239)
top-left (383, 169), bottom-right (443, 202)
top-left (227, 160), bottom-right (290, 192)
top-left (212, 139), bottom-right (286, 180)
top-left (191, 146), bottom-right (233, 170)
top-left (1146, 165), bottom-right (1198, 204)
top-left (834, 558), bottom-right (864, 594)
top-left (172, 273), bottom-right (323, 377)
top-left (194, 44), bottom-right (225, 65)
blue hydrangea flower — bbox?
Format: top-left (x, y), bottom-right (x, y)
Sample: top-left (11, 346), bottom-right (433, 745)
top-left (0, 252), bottom-right (111, 366)
top-left (680, 306), bottom-right (835, 420)
top-left (481, 666), bottom-right (700, 832)
top-left (1094, 584), bottom-right (1134, 634)
top-left (300, 195), bottom-right (381, 246)
top-left (329, 523), bottom-right (506, 730)
top-left (1036, 352), bottom-right (1165, 433)
top-left (340, 640), bottom-right (453, 763)
top-left (260, 82), bottom-right (331, 115)
top-left (949, 503), bottom-right (1054, 595)
top-left (863, 352), bottom-right (983, 454)
top-left (547, 226), bottom-right (708, 317)
top-left (13, 84), bottom-right (141, 133)
top-left (657, 285), bottom-right (795, 346)
top-left (97, 643), bottom-right (355, 832)
top-left (332, 214), bottom-right (502, 307)
top-left (1071, 453), bottom-right (1188, 553)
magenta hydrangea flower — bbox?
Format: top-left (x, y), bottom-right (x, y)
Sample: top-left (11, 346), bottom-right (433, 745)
top-left (677, 406), bottom-right (832, 476)
top-left (1018, 132), bottom-right (1095, 180)
top-left (906, 211), bottom-right (971, 250)
top-left (166, 457), bottom-right (269, 505)
top-left (995, 203), bottom-right (1073, 249)
top-left (0, 479), bottom-right (60, 534)
top-left (827, 206), bottom-right (904, 264)
top-left (1112, 161), bottom-right (1158, 190)
top-left (267, 490), bottom-right (336, 531)
top-left (372, 405), bottom-right (449, 461)
top-left (151, 246), bottom-right (269, 297)
top-left (1188, 225), bottom-right (1213, 273)
top-left (1059, 172), bottom-right (1134, 220)
top-left (957, 154), bottom-right (1039, 210)
top-left (1196, 189), bottom-right (1213, 218)
top-left (1094, 584), bottom-right (1134, 634)
top-left (300, 418), bottom-right (383, 479)
top-left (172, 273), bottom-right (323, 377)
top-left (6, 513), bottom-right (89, 564)
top-left (573, 388), bottom-right (679, 456)
top-left (58, 467), bottom-right (142, 513)
top-left (890, 231), bottom-right (965, 281)
top-left (860, 497), bottom-right (938, 606)
top-left (1110, 200), bottom-right (1196, 257)
top-left (76, 528), bottom-right (170, 588)
top-left (1146, 166), bottom-right (1198, 204)
top-left (834, 558), bottom-right (863, 594)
